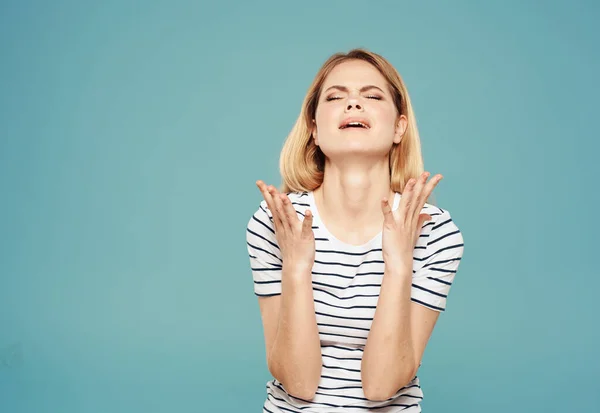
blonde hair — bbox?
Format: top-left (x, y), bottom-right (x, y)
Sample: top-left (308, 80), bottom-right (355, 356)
top-left (278, 48), bottom-right (434, 204)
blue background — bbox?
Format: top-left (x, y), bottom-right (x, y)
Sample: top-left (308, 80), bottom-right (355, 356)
top-left (1, 0), bottom-right (598, 411)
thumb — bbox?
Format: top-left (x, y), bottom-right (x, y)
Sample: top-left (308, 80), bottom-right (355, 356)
top-left (302, 209), bottom-right (314, 235)
top-left (381, 197), bottom-right (394, 226)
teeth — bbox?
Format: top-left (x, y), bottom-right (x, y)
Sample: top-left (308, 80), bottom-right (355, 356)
top-left (343, 122), bottom-right (367, 128)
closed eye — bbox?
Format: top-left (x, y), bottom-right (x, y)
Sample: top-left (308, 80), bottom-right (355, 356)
top-left (325, 95), bottom-right (383, 101)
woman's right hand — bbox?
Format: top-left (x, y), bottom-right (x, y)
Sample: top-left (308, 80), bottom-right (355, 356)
top-left (256, 180), bottom-right (315, 271)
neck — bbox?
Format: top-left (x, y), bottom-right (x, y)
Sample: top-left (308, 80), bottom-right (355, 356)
top-left (314, 157), bottom-right (394, 232)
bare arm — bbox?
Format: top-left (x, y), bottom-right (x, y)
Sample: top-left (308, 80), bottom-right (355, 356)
top-left (259, 263), bottom-right (322, 400)
top-left (361, 264), bottom-right (439, 401)
top-left (362, 173), bottom-right (446, 401)
top-left (255, 181), bottom-right (322, 400)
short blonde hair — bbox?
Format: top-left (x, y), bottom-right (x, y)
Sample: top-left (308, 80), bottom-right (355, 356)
top-left (278, 48), bottom-right (432, 203)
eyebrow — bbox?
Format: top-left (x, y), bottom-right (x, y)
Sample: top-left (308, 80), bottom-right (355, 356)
top-left (323, 85), bottom-right (386, 94)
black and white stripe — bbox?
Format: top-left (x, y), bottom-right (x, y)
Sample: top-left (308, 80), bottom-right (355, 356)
top-left (247, 191), bottom-right (464, 412)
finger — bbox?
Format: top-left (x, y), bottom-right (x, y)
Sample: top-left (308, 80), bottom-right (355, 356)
top-left (381, 196), bottom-right (395, 228)
top-left (417, 213), bottom-right (433, 228)
top-left (269, 186), bottom-right (290, 232)
top-left (422, 174), bottom-right (443, 204)
top-left (302, 208), bottom-right (314, 237)
top-left (410, 172), bottom-right (430, 225)
top-left (414, 213), bottom-right (433, 245)
top-left (279, 193), bottom-right (298, 228)
top-left (257, 181), bottom-right (282, 231)
top-left (400, 178), bottom-right (417, 224)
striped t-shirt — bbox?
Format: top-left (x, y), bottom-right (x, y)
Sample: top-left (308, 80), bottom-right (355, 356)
top-left (246, 190), bottom-right (465, 413)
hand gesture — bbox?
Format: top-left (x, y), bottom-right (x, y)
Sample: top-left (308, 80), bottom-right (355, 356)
top-left (380, 172), bottom-right (443, 271)
top-left (256, 181), bottom-right (315, 270)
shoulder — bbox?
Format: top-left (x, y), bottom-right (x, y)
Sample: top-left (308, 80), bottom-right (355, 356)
top-left (421, 202), bottom-right (460, 229)
top-left (247, 191), bottom-right (309, 231)
top-left (420, 203), bottom-right (465, 255)
top-left (246, 191), bottom-right (309, 269)
top-left (277, 191), bottom-right (311, 211)
top-left (249, 191), bottom-right (310, 220)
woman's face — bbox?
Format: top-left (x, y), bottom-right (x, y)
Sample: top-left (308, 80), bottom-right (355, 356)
top-left (312, 59), bottom-right (407, 161)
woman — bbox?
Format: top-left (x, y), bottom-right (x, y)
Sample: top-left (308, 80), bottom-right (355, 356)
top-left (246, 48), bottom-right (465, 412)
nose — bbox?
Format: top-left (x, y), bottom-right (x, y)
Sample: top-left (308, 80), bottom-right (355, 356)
top-left (345, 97), bottom-right (363, 112)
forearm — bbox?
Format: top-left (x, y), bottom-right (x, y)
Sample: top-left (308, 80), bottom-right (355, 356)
top-left (361, 264), bottom-right (416, 401)
top-left (269, 264), bottom-right (322, 399)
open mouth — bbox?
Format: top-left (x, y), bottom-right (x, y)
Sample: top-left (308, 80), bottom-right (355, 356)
top-left (339, 120), bottom-right (370, 130)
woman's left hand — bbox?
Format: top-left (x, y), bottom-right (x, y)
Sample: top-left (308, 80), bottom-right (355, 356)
top-left (381, 172), bottom-right (443, 273)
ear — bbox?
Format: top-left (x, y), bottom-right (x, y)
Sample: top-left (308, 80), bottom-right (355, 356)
top-left (312, 119), bottom-right (319, 145)
top-left (394, 115), bottom-right (408, 144)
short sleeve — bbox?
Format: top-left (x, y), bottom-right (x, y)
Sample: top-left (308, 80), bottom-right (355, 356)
top-left (246, 200), bottom-right (283, 297)
top-left (411, 209), bottom-right (465, 312)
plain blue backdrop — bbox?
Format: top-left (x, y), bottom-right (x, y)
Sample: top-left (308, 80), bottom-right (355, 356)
top-left (1, 0), bottom-right (598, 411)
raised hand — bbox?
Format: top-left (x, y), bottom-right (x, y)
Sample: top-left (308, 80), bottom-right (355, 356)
top-left (256, 181), bottom-right (316, 271)
top-left (380, 172), bottom-right (443, 272)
